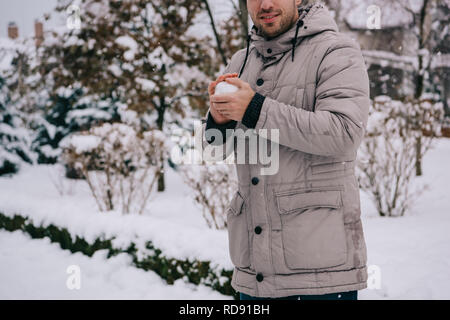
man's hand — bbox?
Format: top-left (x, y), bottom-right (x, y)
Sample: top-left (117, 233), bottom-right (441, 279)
top-left (210, 77), bottom-right (255, 122)
top-left (208, 73), bottom-right (238, 124)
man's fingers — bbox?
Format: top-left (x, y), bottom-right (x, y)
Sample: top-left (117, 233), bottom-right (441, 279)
top-left (224, 77), bottom-right (245, 88)
top-left (212, 101), bottom-right (229, 111)
top-left (223, 73), bottom-right (238, 79)
top-left (211, 101), bottom-right (228, 113)
top-left (215, 73), bottom-right (238, 83)
top-left (208, 81), bottom-right (217, 96)
top-left (215, 104), bottom-right (227, 111)
top-left (211, 94), bottom-right (233, 103)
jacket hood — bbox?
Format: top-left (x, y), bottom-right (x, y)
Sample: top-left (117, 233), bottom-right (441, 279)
top-left (249, 3), bottom-right (339, 59)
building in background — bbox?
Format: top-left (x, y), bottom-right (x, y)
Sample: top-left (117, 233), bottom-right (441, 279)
top-left (323, 0), bottom-right (450, 119)
top-left (34, 20), bottom-right (44, 46)
top-left (7, 22), bottom-right (18, 40)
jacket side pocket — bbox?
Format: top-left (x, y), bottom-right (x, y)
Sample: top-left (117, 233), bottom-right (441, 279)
top-left (275, 188), bottom-right (348, 270)
top-left (226, 191), bottom-right (251, 268)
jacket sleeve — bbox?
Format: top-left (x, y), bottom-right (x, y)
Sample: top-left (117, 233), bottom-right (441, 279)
top-left (199, 110), bottom-right (235, 162)
top-left (201, 49), bottom-right (248, 161)
top-left (251, 39), bottom-right (370, 157)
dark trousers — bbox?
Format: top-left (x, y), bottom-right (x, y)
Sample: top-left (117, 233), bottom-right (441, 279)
top-left (239, 290), bottom-right (358, 300)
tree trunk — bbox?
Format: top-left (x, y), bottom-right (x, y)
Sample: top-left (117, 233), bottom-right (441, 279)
top-left (157, 99), bottom-right (165, 192)
top-left (414, 54), bottom-right (424, 177)
top-left (157, 161), bottom-right (165, 192)
top-left (415, 136), bottom-right (422, 176)
top-left (202, 0), bottom-right (228, 66)
top-left (413, 0), bottom-right (430, 177)
top-left (238, 0), bottom-right (249, 46)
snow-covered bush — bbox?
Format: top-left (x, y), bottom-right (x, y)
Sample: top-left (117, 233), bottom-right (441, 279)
top-left (179, 164), bottom-right (237, 230)
top-left (357, 95), bottom-right (444, 217)
top-left (0, 74), bottom-right (36, 175)
top-left (32, 87), bottom-right (121, 165)
top-left (62, 122), bottom-right (168, 214)
top-left (0, 37), bottom-right (46, 174)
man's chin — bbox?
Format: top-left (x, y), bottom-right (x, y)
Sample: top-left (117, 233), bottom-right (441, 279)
top-left (262, 29), bottom-right (283, 40)
top-left (258, 25), bottom-right (281, 39)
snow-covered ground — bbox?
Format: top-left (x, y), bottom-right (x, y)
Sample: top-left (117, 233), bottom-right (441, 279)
top-left (0, 161), bottom-right (232, 269)
top-left (0, 138), bottom-right (449, 299)
top-left (0, 230), bottom-right (229, 300)
top-left (358, 137), bottom-right (450, 299)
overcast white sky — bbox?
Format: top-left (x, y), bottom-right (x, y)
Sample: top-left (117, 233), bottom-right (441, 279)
top-left (0, 0), bottom-right (62, 38)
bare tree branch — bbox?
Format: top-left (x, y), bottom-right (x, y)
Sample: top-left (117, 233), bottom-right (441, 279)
top-left (201, 0), bottom-right (228, 66)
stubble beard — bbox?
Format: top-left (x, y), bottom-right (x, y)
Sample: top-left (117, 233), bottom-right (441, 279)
top-left (257, 3), bottom-right (298, 40)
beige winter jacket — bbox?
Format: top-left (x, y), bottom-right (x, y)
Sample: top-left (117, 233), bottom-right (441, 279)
top-left (202, 3), bottom-right (370, 297)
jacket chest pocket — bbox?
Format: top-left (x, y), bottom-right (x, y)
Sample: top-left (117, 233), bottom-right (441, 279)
top-left (275, 187), bottom-right (348, 270)
top-left (226, 191), bottom-right (251, 269)
top-left (295, 88), bottom-right (305, 110)
top-left (309, 160), bottom-right (355, 180)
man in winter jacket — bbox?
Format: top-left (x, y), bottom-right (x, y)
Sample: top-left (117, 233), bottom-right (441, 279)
top-left (202, 0), bottom-right (370, 300)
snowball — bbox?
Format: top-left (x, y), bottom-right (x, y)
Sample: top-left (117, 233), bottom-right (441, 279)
top-left (214, 82), bottom-right (238, 95)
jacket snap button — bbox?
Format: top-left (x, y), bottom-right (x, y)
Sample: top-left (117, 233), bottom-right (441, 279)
top-left (256, 273), bottom-right (264, 282)
top-left (256, 78), bottom-right (264, 86)
top-left (267, 48), bottom-right (272, 54)
top-left (251, 177), bottom-right (259, 185)
top-left (254, 226), bottom-right (262, 234)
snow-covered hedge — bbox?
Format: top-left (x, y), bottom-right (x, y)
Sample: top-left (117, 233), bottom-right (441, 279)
top-left (0, 212), bottom-right (237, 299)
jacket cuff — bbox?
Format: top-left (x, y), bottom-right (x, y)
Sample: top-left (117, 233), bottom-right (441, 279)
top-left (242, 92), bottom-right (265, 129)
top-left (205, 111), bottom-right (237, 144)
